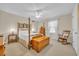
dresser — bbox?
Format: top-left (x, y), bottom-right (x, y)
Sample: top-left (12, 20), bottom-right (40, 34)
top-left (0, 35), bottom-right (5, 56)
top-left (0, 35), bottom-right (3, 46)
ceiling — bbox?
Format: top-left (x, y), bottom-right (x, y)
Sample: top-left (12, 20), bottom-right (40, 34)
top-left (0, 3), bottom-right (75, 21)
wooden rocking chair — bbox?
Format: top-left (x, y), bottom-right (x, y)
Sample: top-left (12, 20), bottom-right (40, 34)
top-left (58, 30), bottom-right (70, 45)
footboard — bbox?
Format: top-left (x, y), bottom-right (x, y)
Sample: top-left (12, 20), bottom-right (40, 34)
top-left (19, 39), bottom-right (28, 48)
top-left (31, 37), bottom-right (49, 52)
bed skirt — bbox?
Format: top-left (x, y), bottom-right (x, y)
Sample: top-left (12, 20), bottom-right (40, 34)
top-left (18, 39), bottom-right (28, 48)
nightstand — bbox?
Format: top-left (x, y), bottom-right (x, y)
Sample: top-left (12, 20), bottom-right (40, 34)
top-left (0, 35), bottom-right (5, 56)
top-left (8, 34), bottom-right (17, 43)
top-left (0, 45), bottom-right (5, 56)
top-left (0, 35), bottom-right (3, 46)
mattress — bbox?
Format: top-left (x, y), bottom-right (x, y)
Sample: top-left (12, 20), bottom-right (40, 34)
top-left (18, 30), bottom-right (38, 48)
top-left (19, 30), bottom-right (28, 40)
top-left (19, 30), bottom-right (37, 40)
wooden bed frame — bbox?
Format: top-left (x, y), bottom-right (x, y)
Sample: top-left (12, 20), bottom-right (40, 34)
top-left (17, 18), bottom-right (49, 52)
top-left (17, 18), bottom-right (31, 49)
top-left (31, 36), bottom-right (49, 52)
top-left (17, 22), bottom-right (29, 38)
top-left (17, 21), bottom-right (29, 48)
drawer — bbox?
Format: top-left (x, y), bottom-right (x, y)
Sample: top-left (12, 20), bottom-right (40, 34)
top-left (0, 37), bottom-right (3, 45)
top-left (9, 36), bottom-right (16, 39)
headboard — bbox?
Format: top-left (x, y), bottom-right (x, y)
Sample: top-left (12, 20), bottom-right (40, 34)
top-left (17, 22), bottom-right (29, 38)
top-left (18, 22), bottom-right (29, 28)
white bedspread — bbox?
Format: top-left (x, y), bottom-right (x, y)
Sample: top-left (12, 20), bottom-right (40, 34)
top-left (18, 30), bottom-right (38, 48)
top-left (19, 30), bottom-right (28, 40)
top-left (19, 30), bottom-right (37, 40)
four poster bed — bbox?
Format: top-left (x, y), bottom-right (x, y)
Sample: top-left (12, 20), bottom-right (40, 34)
top-left (17, 21), bottom-right (37, 48)
top-left (17, 22), bottom-right (29, 48)
top-left (17, 18), bottom-right (49, 52)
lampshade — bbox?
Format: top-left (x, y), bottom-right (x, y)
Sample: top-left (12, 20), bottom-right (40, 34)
top-left (9, 28), bottom-right (16, 34)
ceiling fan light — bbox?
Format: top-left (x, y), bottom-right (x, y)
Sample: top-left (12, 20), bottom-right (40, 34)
top-left (36, 14), bottom-right (41, 18)
top-left (35, 12), bottom-right (42, 18)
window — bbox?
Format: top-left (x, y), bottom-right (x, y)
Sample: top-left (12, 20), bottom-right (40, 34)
top-left (31, 21), bottom-right (36, 33)
top-left (48, 20), bottom-right (57, 33)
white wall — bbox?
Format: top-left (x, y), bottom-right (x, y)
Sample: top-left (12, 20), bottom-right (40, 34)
top-left (58, 14), bottom-right (72, 33)
top-left (0, 10), bottom-right (28, 42)
top-left (0, 10), bottom-right (29, 34)
top-left (78, 4), bottom-right (79, 56)
top-left (72, 4), bottom-right (78, 55)
top-left (58, 14), bottom-right (72, 42)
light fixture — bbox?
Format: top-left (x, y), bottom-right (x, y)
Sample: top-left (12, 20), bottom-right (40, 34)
top-left (35, 10), bottom-right (42, 18)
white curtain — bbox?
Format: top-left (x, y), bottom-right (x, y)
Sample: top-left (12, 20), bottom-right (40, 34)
top-left (48, 20), bottom-right (58, 40)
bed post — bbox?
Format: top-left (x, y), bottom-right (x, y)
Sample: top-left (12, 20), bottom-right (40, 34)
top-left (28, 17), bottom-right (31, 50)
top-left (17, 23), bottom-right (19, 41)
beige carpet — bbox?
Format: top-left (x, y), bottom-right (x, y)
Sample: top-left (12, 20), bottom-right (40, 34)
top-left (5, 40), bottom-right (77, 56)
top-left (5, 43), bottom-right (27, 56)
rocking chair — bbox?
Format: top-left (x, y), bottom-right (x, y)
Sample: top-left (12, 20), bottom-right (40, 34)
top-left (58, 30), bottom-right (70, 45)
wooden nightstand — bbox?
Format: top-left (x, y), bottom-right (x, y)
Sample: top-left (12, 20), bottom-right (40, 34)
top-left (8, 34), bottom-right (17, 43)
top-left (0, 35), bottom-right (3, 45)
top-left (0, 35), bottom-right (5, 56)
top-left (0, 45), bottom-right (5, 56)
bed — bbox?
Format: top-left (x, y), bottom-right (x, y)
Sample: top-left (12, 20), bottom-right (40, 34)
top-left (17, 21), bottom-right (28, 48)
top-left (17, 19), bottom-right (49, 52)
top-left (18, 29), bottom-right (37, 48)
top-left (17, 22), bottom-right (37, 48)
top-left (18, 29), bottom-right (28, 48)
